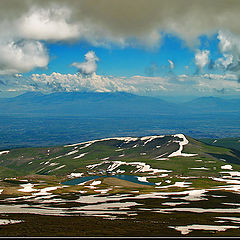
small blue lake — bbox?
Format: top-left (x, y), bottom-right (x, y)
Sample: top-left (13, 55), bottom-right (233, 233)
top-left (62, 175), bottom-right (155, 186)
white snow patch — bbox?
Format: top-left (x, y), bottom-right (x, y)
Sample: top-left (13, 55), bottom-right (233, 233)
top-left (216, 217), bottom-right (240, 223)
top-left (79, 190), bottom-right (87, 194)
top-left (33, 186), bottom-right (61, 196)
top-left (64, 135), bottom-right (168, 149)
top-left (48, 165), bottom-right (66, 173)
top-left (87, 162), bottom-right (104, 169)
top-left (223, 203), bottom-right (240, 206)
top-left (116, 169), bottom-right (125, 174)
top-left (168, 134), bottom-right (197, 157)
top-left (189, 167), bottom-right (209, 170)
top-left (94, 188), bottom-right (112, 194)
top-left (221, 165), bottom-right (233, 170)
top-left (115, 149), bottom-right (123, 152)
top-left (0, 219), bottom-right (23, 225)
top-left (90, 180), bottom-right (101, 186)
top-left (76, 202), bottom-right (142, 211)
top-left (141, 135), bottom-right (164, 146)
top-left (158, 174), bottom-right (169, 178)
top-left (137, 177), bottom-right (148, 183)
top-left (18, 183), bottom-right (38, 193)
top-left (69, 173), bottom-right (84, 178)
top-left (66, 150), bottom-right (78, 156)
top-left (0, 151), bottom-right (9, 156)
top-left (178, 189), bottom-right (207, 201)
top-left (156, 181), bottom-right (192, 189)
top-left (156, 206), bottom-right (240, 214)
top-left (87, 160), bottom-right (171, 175)
top-left (65, 137), bottom-right (139, 148)
top-left (85, 185), bottom-right (97, 189)
top-left (169, 224), bottom-right (239, 235)
top-left (162, 202), bottom-right (190, 206)
top-left (155, 152), bottom-right (169, 160)
top-left (156, 158), bottom-right (169, 161)
top-left (74, 152), bottom-right (88, 159)
top-left (49, 162), bottom-right (59, 167)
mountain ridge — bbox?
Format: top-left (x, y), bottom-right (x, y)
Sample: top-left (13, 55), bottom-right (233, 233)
top-left (0, 91), bottom-right (240, 116)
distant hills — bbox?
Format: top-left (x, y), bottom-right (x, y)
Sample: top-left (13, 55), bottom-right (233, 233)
top-left (185, 96), bottom-right (240, 113)
top-left (0, 91), bottom-right (176, 116)
top-left (0, 91), bottom-right (239, 117)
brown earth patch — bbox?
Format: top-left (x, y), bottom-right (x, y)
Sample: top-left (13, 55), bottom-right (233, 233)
top-left (103, 177), bottom-right (152, 189)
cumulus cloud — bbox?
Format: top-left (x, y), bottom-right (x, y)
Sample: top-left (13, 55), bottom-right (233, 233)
top-left (17, 6), bottom-right (80, 41)
top-left (195, 50), bottom-right (210, 72)
top-left (215, 30), bottom-right (240, 76)
top-left (71, 51), bottom-right (99, 75)
top-left (0, 40), bottom-right (48, 75)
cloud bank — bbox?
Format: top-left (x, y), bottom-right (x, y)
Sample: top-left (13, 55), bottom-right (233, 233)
top-left (1, 72), bottom-right (239, 97)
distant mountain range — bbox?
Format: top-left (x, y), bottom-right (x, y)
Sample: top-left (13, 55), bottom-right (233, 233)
top-left (0, 91), bottom-right (239, 116)
top-left (185, 96), bottom-right (240, 113)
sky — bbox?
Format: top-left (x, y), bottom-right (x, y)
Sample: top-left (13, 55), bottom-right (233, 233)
top-left (0, 0), bottom-right (240, 99)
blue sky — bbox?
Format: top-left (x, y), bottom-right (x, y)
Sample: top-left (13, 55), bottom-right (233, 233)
top-left (0, 0), bottom-right (240, 98)
top-left (29, 33), bottom-right (217, 77)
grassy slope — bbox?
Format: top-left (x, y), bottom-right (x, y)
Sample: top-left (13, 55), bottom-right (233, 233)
top-left (0, 135), bottom-right (239, 182)
top-left (199, 137), bottom-right (240, 152)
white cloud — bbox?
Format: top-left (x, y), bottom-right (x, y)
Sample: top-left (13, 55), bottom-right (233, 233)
top-left (71, 51), bottom-right (99, 75)
top-left (168, 59), bottom-right (174, 70)
top-left (2, 0), bottom-right (240, 48)
top-left (29, 72), bottom-right (137, 93)
top-left (1, 71), bottom-right (239, 97)
top-left (215, 30), bottom-right (240, 74)
top-left (17, 6), bottom-right (80, 41)
top-left (0, 40), bottom-right (49, 75)
top-left (195, 50), bottom-right (210, 71)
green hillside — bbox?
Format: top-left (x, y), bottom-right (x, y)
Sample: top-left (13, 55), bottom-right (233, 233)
top-left (0, 134), bottom-right (239, 190)
top-left (200, 137), bottom-right (240, 152)
top-left (1, 134), bottom-right (240, 237)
